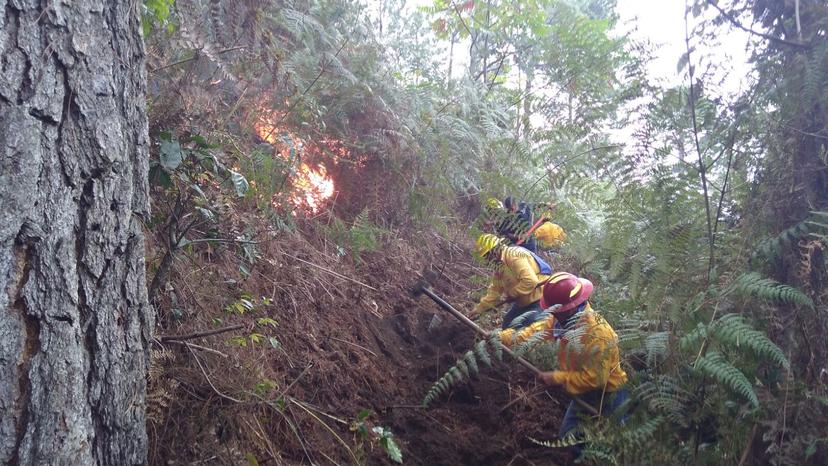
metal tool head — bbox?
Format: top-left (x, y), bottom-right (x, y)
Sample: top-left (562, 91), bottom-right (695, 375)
top-left (409, 280), bottom-right (430, 298)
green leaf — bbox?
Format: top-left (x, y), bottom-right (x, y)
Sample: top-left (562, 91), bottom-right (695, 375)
top-left (149, 165), bottom-right (173, 188)
top-left (373, 427), bottom-right (403, 463)
top-left (188, 134), bottom-right (210, 148)
top-left (159, 137), bottom-right (183, 170)
top-left (244, 452), bottom-right (260, 466)
top-left (695, 351), bottom-right (758, 407)
top-left (230, 336), bottom-right (248, 347)
top-left (275, 397), bottom-right (286, 411)
top-left (230, 170), bottom-right (250, 197)
top-left (805, 442), bottom-right (817, 458)
top-left (256, 317), bottom-right (279, 328)
top-left (268, 337), bottom-right (281, 349)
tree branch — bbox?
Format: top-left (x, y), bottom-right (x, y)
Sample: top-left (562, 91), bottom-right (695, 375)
top-left (706, 0), bottom-right (809, 49)
top-left (685, 5), bottom-right (716, 283)
top-left (261, 38), bottom-right (350, 143)
top-left (149, 46), bottom-right (246, 74)
top-left (158, 324), bottom-right (245, 342)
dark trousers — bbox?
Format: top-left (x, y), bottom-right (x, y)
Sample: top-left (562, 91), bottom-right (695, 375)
top-left (560, 388), bottom-right (630, 457)
top-left (501, 300), bottom-right (543, 329)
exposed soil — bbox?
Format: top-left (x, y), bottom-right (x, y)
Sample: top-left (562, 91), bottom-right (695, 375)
top-left (148, 225), bottom-right (570, 465)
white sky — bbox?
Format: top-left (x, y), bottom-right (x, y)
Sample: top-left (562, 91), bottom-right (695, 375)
top-left (614, 0), bottom-right (755, 94)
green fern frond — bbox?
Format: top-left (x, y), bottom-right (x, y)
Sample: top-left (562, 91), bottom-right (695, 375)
top-left (644, 331), bottom-right (670, 367)
top-left (422, 336), bottom-right (503, 407)
top-left (637, 376), bottom-right (693, 424)
top-left (754, 211), bottom-right (828, 260)
top-left (512, 328), bottom-right (551, 357)
top-left (456, 360), bottom-right (470, 379)
top-left (710, 314), bottom-right (789, 369)
top-left (733, 272), bottom-right (814, 309)
top-left (621, 415), bottom-right (664, 448)
top-left (581, 444), bottom-right (619, 465)
top-left (464, 350), bottom-right (479, 375)
top-left (529, 433), bottom-right (584, 448)
top-left (679, 323), bottom-right (708, 351)
top-left (475, 340), bottom-right (492, 367)
top-left (695, 351), bottom-right (758, 407)
top-left (489, 332), bottom-right (504, 362)
top-left (449, 366), bottom-right (463, 384)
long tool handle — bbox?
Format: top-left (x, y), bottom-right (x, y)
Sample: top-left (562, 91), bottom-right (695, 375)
top-left (419, 286), bottom-right (598, 415)
top-left (516, 217), bottom-right (547, 246)
top-left (420, 287), bottom-right (542, 375)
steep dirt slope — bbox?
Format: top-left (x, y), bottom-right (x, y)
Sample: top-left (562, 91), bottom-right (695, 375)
top-left (148, 227), bottom-right (569, 465)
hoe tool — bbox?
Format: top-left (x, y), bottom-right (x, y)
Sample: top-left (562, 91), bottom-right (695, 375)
top-left (410, 280), bottom-right (597, 415)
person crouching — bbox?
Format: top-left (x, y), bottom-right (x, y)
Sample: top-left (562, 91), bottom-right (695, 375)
top-left (537, 272), bottom-right (630, 457)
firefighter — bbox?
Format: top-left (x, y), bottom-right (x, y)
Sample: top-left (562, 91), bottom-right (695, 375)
top-left (536, 272), bottom-right (630, 456)
top-left (484, 197), bottom-right (566, 252)
top-left (469, 234), bottom-right (553, 329)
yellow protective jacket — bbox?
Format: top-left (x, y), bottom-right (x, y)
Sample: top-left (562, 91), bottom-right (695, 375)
top-left (534, 221), bottom-right (566, 249)
top-left (473, 246), bottom-right (550, 314)
top-left (501, 305), bottom-right (627, 396)
top-left (552, 307), bottom-right (627, 395)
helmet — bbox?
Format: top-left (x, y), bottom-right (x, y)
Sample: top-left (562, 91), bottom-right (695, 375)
top-left (540, 272), bottom-right (593, 313)
top-left (474, 233), bottom-right (504, 260)
top-left (484, 198), bottom-right (504, 216)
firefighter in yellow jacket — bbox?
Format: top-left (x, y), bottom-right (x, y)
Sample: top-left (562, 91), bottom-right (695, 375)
top-left (469, 234), bottom-right (553, 329)
top-left (483, 198), bottom-right (566, 252)
top-left (534, 272), bottom-right (629, 456)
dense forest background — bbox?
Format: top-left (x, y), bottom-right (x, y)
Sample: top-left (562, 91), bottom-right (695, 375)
top-left (2, 0), bottom-right (827, 464)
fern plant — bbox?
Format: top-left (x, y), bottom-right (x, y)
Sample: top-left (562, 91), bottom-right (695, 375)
top-left (682, 313), bottom-right (790, 369)
top-left (732, 272), bottom-right (814, 309)
top-left (695, 351), bottom-right (759, 407)
top-left (422, 334), bottom-right (505, 407)
top-left (754, 211), bottom-right (828, 261)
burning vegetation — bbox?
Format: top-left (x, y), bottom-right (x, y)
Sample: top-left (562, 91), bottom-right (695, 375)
top-left (254, 111), bottom-right (342, 214)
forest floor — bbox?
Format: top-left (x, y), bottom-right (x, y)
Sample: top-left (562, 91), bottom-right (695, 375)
top-left (147, 221), bottom-right (571, 465)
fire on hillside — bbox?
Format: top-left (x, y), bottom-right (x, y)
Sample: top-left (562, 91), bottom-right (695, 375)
top-left (254, 112), bottom-right (342, 214)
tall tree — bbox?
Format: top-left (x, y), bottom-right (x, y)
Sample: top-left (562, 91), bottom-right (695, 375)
top-left (0, 1), bottom-right (151, 464)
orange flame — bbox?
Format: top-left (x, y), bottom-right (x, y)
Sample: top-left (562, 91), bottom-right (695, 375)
top-left (254, 111), bottom-right (339, 214)
top-left (293, 163), bottom-right (335, 212)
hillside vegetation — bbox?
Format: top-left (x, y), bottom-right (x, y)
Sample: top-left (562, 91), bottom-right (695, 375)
top-left (139, 0), bottom-right (828, 464)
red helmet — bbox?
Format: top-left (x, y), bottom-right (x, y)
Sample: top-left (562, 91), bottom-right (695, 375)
top-left (540, 272), bottom-right (593, 313)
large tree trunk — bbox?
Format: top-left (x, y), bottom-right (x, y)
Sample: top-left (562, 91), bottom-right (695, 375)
top-left (0, 1), bottom-right (151, 464)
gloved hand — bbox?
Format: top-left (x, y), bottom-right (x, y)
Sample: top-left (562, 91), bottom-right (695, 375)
top-left (467, 307), bottom-right (482, 320)
top-left (538, 370), bottom-right (564, 386)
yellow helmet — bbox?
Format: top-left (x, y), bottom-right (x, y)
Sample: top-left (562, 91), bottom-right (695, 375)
top-left (486, 197), bottom-right (503, 210)
top-left (484, 197), bottom-right (504, 216)
top-left (474, 233), bottom-right (504, 260)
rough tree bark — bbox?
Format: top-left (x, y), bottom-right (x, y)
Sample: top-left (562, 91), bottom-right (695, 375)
top-left (0, 1), bottom-right (152, 464)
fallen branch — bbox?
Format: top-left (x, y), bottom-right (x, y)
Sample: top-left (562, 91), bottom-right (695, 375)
top-left (331, 336), bottom-right (377, 357)
top-left (277, 364), bottom-right (313, 400)
top-left (158, 324), bottom-right (244, 342)
top-left (279, 253), bottom-right (378, 291)
top-left (187, 345), bottom-right (242, 403)
top-left (164, 340), bottom-right (229, 358)
top-left (499, 386), bottom-right (544, 412)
